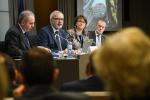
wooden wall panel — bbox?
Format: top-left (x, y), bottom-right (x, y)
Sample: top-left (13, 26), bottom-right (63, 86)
top-left (34, 0), bottom-right (58, 31)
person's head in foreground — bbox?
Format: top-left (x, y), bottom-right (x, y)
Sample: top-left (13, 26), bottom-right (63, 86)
top-left (93, 27), bottom-right (150, 100)
top-left (21, 47), bottom-right (58, 87)
top-left (0, 53), bottom-right (16, 97)
top-left (0, 54), bottom-right (9, 99)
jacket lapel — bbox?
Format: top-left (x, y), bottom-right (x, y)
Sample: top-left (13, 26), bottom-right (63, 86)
top-left (101, 35), bottom-right (105, 44)
top-left (48, 25), bottom-right (60, 49)
top-left (17, 25), bottom-right (30, 49)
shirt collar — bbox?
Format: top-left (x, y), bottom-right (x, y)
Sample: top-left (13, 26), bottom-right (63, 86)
top-left (18, 23), bottom-right (26, 34)
top-left (95, 31), bottom-right (102, 36)
top-left (52, 26), bottom-right (59, 34)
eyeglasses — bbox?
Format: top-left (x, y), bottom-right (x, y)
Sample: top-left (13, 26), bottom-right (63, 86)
top-left (77, 20), bottom-right (86, 23)
top-left (53, 18), bottom-right (64, 21)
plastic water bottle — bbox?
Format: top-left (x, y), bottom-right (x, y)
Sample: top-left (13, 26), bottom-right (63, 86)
top-left (67, 42), bottom-right (73, 58)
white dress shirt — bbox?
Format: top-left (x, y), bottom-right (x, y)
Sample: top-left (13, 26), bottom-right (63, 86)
top-left (95, 31), bottom-right (102, 47)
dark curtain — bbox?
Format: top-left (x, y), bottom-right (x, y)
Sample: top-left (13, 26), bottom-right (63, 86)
top-left (58, 0), bottom-right (75, 30)
top-left (9, 0), bottom-right (19, 25)
top-left (9, 0), bottom-right (34, 26)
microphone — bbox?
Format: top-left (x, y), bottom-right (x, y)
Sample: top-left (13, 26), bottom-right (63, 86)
top-left (55, 34), bottom-right (74, 58)
top-left (55, 33), bottom-right (69, 43)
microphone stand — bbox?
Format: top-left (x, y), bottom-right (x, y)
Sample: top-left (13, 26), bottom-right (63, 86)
top-left (55, 34), bottom-right (69, 44)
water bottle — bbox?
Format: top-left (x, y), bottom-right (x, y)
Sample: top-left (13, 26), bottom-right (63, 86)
top-left (67, 42), bottom-right (73, 58)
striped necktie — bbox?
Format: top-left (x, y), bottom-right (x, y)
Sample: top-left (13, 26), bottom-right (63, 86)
top-left (55, 31), bottom-right (62, 51)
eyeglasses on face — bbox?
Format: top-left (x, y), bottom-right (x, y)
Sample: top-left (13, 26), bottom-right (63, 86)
top-left (53, 18), bottom-right (64, 21)
top-left (77, 20), bottom-right (86, 23)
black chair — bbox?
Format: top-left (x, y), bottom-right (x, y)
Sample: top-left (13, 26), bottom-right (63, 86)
top-left (0, 41), bottom-right (5, 53)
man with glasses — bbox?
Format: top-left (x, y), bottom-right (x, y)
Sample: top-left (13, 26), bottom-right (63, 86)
top-left (37, 10), bottom-right (68, 52)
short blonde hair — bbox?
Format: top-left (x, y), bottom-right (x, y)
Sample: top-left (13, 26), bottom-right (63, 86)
top-left (94, 27), bottom-right (150, 100)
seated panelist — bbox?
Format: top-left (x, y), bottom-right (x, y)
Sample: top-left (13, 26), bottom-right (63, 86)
top-left (5, 10), bottom-right (35, 58)
top-left (37, 10), bottom-right (68, 52)
top-left (67, 15), bottom-right (89, 50)
top-left (88, 19), bottom-right (106, 47)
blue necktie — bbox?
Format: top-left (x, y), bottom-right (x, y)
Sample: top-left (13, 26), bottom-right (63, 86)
top-left (79, 35), bottom-right (83, 47)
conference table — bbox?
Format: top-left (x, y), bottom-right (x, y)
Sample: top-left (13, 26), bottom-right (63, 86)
top-left (54, 54), bottom-right (90, 88)
top-left (14, 54), bottom-right (90, 89)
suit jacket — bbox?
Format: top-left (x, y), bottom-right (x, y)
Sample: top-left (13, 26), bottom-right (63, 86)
top-left (15, 85), bottom-right (90, 100)
top-left (5, 24), bottom-right (31, 58)
top-left (37, 25), bottom-right (68, 51)
top-left (60, 76), bottom-right (105, 92)
top-left (67, 28), bottom-right (88, 50)
top-left (88, 31), bottom-right (106, 46)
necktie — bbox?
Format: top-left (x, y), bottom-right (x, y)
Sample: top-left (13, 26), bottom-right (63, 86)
top-left (96, 34), bottom-right (101, 46)
top-left (79, 35), bottom-right (83, 47)
top-left (55, 31), bottom-right (62, 51)
top-left (24, 32), bottom-right (30, 48)
top-left (97, 34), bottom-right (100, 41)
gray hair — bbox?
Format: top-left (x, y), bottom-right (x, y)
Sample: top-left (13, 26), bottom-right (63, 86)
top-left (18, 10), bottom-right (35, 24)
top-left (49, 10), bottom-right (63, 23)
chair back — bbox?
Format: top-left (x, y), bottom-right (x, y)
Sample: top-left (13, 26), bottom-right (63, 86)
top-left (0, 41), bottom-right (5, 53)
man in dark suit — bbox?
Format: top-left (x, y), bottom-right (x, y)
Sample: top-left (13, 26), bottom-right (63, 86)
top-left (15, 48), bottom-right (90, 100)
top-left (5, 10), bottom-right (35, 58)
top-left (60, 50), bottom-right (105, 92)
top-left (88, 19), bottom-right (106, 46)
top-left (37, 10), bottom-right (68, 52)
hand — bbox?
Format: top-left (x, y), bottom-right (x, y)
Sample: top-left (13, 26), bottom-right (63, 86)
top-left (13, 84), bottom-right (26, 97)
top-left (63, 49), bottom-right (68, 54)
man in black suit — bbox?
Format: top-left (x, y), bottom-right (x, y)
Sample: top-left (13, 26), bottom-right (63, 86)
top-left (88, 19), bottom-right (106, 46)
top-left (37, 10), bottom-right (68, 52)
top-left (60, 50), bottom-right (105, 92)
top-left (15, 48), bottom-right (90, 100)
top-left (5, 10), bottom-right (35, 58)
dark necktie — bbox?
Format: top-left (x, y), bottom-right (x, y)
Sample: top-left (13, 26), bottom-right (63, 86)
top-left (24, 32), bottom-right (30, 48)
top-left (79, 35), bottom-right (83, 47)
top-left (55, 31), bottom-right (62, 51)
top-left (97, 34), bottom-right (100, 41)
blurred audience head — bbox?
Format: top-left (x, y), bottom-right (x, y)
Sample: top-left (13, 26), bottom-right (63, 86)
top-left (0, 53), bottom-right (9, 99)
top-left (50, 10), bottom-right (64, 30)
top-left (0, 53), bottom-right (18, 97)
top-left (21, 47), bottom-right (59, 87)
top-left (93, 27), bottom-right (150, 100)
top-left (0, 53), bottom-right (16, 81)
top-left (18, 10), bottom-right (35, 32)
top-left (85, 50), bottom-right (97, 76)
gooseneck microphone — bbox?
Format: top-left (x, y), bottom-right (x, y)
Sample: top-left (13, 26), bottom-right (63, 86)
top-left (55, 33), bottom-right (69, 44)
